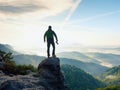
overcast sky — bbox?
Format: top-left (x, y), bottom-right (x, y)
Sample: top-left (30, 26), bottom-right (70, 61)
top-left (0, 0), bottom-right (120, 55)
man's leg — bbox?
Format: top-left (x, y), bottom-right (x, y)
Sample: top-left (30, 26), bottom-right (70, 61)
top-left (52, 42), bottom-right (55, 57)
top-left (47, 42), bottom-right (50, 58)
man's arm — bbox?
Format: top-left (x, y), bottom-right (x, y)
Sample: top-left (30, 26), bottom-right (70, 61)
top-left (53, 31), bottom-right (58, 44)
top-left (44, 32), bottom-right (46, 42)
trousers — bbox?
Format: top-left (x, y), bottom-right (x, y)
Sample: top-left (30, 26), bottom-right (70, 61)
top-left (47, 39), bottom-right (55, 57)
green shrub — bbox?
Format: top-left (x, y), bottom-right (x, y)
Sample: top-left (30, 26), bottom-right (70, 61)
top-left (15, 64), bottom-right (37, 75)
top-left (0, 50), bottom-right (37, 75)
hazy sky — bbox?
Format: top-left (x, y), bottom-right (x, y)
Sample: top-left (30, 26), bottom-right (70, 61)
top-left (0, 0), bottom-right (120, 55)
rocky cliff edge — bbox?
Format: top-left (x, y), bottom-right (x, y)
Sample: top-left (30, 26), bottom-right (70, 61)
top-left (0, 57), bottom-right (69, 90)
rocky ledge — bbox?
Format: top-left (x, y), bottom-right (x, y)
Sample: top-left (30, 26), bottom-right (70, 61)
top-left (0, 57), bottom-right (69, 90)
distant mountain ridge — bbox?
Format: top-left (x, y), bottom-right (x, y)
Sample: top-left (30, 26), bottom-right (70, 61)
top-left (57, 51), bottom-right (100, 63)
top-left (60, 58), bottom-right (108, 76)
top-left (104, 65), bottom-right (120, 76)
top-left (99, 65), bottom-right (120, 85)
top-left (0, 44), bottom-right (19, 55)
top-left (57, 51), bottom-right (120, 67)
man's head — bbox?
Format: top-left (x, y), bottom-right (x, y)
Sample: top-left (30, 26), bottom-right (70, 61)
top-left (48, 25), bottom-right (52, 30)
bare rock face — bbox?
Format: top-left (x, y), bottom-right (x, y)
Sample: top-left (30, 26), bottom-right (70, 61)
top-left (38, 57), bottom-right (69, 90)
top-left (0, 80), bottom-right (28, 90)
top-left (0, 75), bottom-right (45, 90)
top-left (0, 57), bottom-right (69, 90)
top-left (0, 62), bottom-right (4, 70)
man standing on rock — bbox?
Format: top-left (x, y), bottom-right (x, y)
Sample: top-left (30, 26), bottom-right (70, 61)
top-left (44, 26), bottom-right (58, 58)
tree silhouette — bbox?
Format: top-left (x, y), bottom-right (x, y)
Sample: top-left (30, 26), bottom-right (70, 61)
top-left (0, 50), bottom-right (36, 75)
top-left (0, 50), bottom-right (16, 74)
top-left (0, 50), bottom-right (13, 62)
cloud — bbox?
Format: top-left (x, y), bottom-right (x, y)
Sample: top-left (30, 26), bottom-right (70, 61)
top-left (64, 0), bottom-right (82, 23)
top-left (105, 75), bottom-right (116, 79)
top-left (0, 0), bottom-right (80, 19)
top-left (61, 0), bottom-right (82, 28)
top-left (0, 4), bottom-right (44, 14)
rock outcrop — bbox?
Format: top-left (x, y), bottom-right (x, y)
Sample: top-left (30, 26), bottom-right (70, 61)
top-left (0, 57), bottom-right (69, 90)
top-left (0, 74), bottom-right (45, 90)
top-left (38, 57), bottom-right (69, 90)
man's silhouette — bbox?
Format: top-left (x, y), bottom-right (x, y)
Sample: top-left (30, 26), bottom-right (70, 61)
top-left (44, 26), bottom-right (58, 58)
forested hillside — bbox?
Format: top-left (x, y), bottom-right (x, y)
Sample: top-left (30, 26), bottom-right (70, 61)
top-left (61, 64), bottom-right (104, 90)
